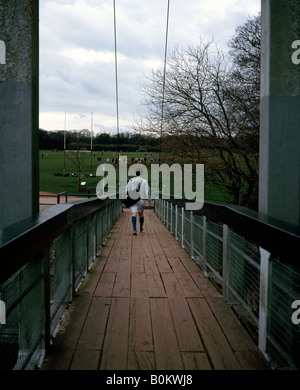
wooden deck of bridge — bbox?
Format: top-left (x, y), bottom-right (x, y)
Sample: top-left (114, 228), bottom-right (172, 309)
top-left (41, 209), bottom-right (270, 371)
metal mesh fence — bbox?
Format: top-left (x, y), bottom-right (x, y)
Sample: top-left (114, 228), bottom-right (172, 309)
top-left (177, 208), bottom-right (183, 244)
top-left (228, 230), bottom-right (260, 343)
top-left (171, 205), bottom-right (176, 235)
top-left (96, 209), bottom-right (103, 252)
top-left (0, 198), bottom-right (122, 370)
top-left (268, 258), bottom-right (300, 369)
top-left (183, 211), bottom-right (192, 254)
top-left (73, 219), bottom-right (88, 291)
top-left (0, 256), bottom-right (44, 370)
top-left (155, 198), bottom-right (300, 369)
top-left (205, 219), bottom-right (223, 281)
top-left (87, 214), bottom-right (96, 269)
top-left (193, 213), bottom-right (204, 264)
top-left (107, 204), bottom-right (112, 233)
top-left (50, 230), bottom-right (72, 337)
top-left (167, 202), bottom-right (172, 231)
top-left (103, 206), bottom-right (109, 238)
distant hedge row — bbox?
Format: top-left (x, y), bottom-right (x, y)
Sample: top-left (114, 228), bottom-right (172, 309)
top-left (39, 129), bottom-right (160, 152)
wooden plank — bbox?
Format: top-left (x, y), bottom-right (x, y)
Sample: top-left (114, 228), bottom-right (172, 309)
top-left (140, 229), bottom-right (156, 259)
top-left (151, 217), bottom-right (176, 247)
top-left (70, 350), bottom-right (100, 370)
top-left (161, 272), bottom-right (184, 297)
top-left (129, 298), bottom-right (153, 351)
top-left (112, 233), bottom-right (128, 248)
top-left (148, 224), bottom-right (169, 259)
top-left (112, 271), bottom-right (131, 297)
top-left (131, 272), bottom-right (148, 298)
top-left (149, 239), bottom-right (166, 258)
top-left (118, 257), bottom-right (131, 273)
top-left (188, 298), bottom-right (242, 369)
top-left (101, 233), bottom-right (115, 247)
top-left (127, 351), bottom-right (155, 370)
top-left (168, 297), bottom-right (204, 352)
top-left (119, 245), bottom-right (131, 261)
top-left (103, 220), bottom-right (130, 273)
top-left (79, 256), bottom-right (106, 296)
top-left (113, 257), bottom-right (131, 297)
top-left (181, 352), bottom-right (212, 370)
top-left (156, 255), bottom-right (173, 273)
top-left (41, 296), bottom-right (92, 370)
top-left (152, 214), bottom-right (219, 299)
top-left (103, 251), bottom-right (121, 273)
top-left (76, 297), bottom-right (111, 350)
top-left (131, 255), bottom-right (145, 273)
top-left (131, 247), bottom-right (142, 273)
top-left (131, 228), bottom-right (144, 253)
top-left (94, 272), bottom-right (116, 297)
top-left (187, 270), bottom-right (222, 298)
top-left (146, 274), bottom-right (166, 297)
top-left (167, 256), bottom-right (187, 272)
top-left (150, 298), bottom-right (184, 370)
top-left (155, 235), bottom-right (175, 255)
top-left (205, 295), bottom-right (258, 352)
top-left (144, 256), bottom-right (160, 275)
top-left (118, 230), bottom-right (132, 260)
top-left (235, 351), bottom-right (270, 370)
top-left (178, 254), bottom-right (204, 274)
top-left (43, 209), bottom-right (269, 372)
top-left (97, 245), bottom-right (112, 258)
top-left (168, 257), bottom-right (203, 297)
top-left (162, 241), bottom-right (183, 258)
top-left (100, 298), bottom-right (130, 370)
top-left (205, 295), bottom-right (269, 369)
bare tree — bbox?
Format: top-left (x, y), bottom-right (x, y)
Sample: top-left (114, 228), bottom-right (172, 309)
top-left (135, 14), bottom-right (261, 209)
top-left (67, 136), bottom-right (87, 192)
top-left (228, 13), bottom-right (261, 76)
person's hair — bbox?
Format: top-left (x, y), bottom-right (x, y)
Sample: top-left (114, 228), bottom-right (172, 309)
top-left (136, 170), bottom-right (140, 176)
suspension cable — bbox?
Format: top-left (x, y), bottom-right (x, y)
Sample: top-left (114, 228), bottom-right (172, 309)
top-left (159, 0), bottom-right (170, 159)
top-left (113, 0), bottom-right (120, 150)
top-left (113, 0), bottom-right (169, 155)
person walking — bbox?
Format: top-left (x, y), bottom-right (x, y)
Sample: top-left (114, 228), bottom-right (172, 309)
top-left (126, 168), bottom-right (151, 235)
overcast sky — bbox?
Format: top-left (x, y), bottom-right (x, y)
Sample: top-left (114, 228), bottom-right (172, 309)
top-left (39, 0), bottom-right (260, 134)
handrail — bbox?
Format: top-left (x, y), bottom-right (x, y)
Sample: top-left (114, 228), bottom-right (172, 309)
top-left (0, 196), bottom-right (117, 285)
top-left (57, 191), bottom-right (67, 204)
top-left (0, 195), bottom-right (122, 370)
top-left (156, 197), bottom-right (300, 369)
top-left (163, 196), bottom-right (300, 271)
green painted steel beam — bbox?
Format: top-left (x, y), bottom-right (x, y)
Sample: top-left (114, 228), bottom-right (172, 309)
top-left (0, 1), bottom-right (39, 229)
top-left (259, 0), bottom-right (300, 227)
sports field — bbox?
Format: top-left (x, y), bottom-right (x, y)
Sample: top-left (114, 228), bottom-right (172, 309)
top-left (39, 150), bottom-right (233, 203)
top-left (39, 150), bottom-right (159, 195)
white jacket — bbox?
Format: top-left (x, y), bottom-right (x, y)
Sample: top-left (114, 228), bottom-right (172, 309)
top-left (126, 176), bottom-right (151, 201)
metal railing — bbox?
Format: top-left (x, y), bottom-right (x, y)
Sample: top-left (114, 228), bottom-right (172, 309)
top-left (39, 189), bottom-right (97, 210)
top-left (0, 196), bottom-right (122, 370)
top-left (155, 197), bottom-right (300, 370)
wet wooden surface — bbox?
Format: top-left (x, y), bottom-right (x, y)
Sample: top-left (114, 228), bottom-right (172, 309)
top-left (42, 209), bottom-right (270, 370)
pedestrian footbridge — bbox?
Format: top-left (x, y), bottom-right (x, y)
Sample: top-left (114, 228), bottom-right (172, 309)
top-left (0, 197), bottom-right (299, 370)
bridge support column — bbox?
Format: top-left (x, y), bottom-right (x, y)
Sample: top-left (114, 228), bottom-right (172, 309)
top-left (259, 0), bottom-right (300, 227)
top-left (0, 1), bottom-right (39, 229)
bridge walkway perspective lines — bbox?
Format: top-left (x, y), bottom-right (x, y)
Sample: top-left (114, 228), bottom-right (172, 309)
top-left (41, 209), bottom-right (270, 370)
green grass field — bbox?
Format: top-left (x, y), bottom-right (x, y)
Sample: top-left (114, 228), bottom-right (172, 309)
top-left (39, 150), bottom-right (233, 203)
top-left (39, 150), bottom-right (158, 194)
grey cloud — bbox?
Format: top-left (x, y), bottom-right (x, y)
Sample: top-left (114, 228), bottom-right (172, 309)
top-left (39, 0), bottom-right (260, 132)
